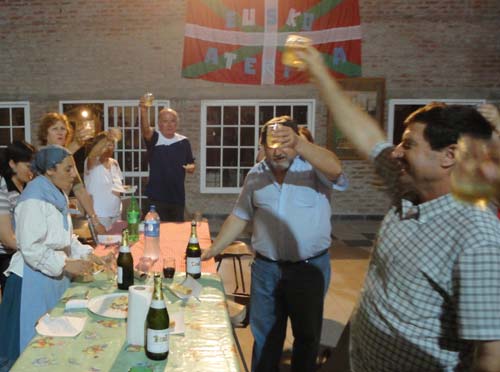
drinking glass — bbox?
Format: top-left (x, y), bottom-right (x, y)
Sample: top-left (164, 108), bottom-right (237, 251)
top-left (451, 136), bottom-right (497, 209)
top-left (163, 257), bottom-right (176, 279)
top-left (266, 123), bottom-right (282, 149)
top-left (143, 92), bottom-right (155, 107)
top-left (282, 34), bottom-right (312, 69)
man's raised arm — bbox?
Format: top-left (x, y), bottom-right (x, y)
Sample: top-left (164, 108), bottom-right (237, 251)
top-left (298, 47), bottom-right (386, 158)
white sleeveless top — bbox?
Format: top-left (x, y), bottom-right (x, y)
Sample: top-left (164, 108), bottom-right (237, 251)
top-left (84, 159), bottom-right (123, 218)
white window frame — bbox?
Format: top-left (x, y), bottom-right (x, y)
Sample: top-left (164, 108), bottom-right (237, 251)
top-left (200, 99), bottom-right (315, 194)
top-left (0, 101), bottom-right (31, 145)
top-left (387, 99), bottom-right (485, 144)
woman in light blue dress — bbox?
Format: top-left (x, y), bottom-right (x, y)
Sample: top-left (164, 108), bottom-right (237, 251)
top-left (0, 145), bottom-right (93, 370)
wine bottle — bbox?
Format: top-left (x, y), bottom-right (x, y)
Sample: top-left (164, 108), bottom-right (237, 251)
top-left (116, 229), bottom-right (134, 290)
top-left (145, 273), bottom-right (169, 360)
top-left (185, 220), bottom-right (201, 279)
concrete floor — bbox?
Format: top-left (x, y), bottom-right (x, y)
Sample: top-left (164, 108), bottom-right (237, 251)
top-left (215, 219), bottom-right (380, 372)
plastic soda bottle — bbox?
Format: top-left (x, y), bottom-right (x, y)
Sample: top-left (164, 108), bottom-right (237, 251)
top-left (143, 205), bottom-right (160, 261)
top-left (127, 195), bottom-right (140, 242)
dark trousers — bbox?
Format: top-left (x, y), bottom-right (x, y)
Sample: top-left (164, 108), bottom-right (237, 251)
top-left (0, 253), bottom-right (13, 298)
top-left (144, 199), bottom-right (184, 222)
top-left (250, 252), bottom-right (331, 372)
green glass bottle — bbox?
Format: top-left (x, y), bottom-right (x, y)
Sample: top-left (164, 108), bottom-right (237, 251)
top-left (127, 195), bottom-right (140, 242)
top-left (116, 229), bottom-right (134, 290)
top-left (145, 273), bottom-right (169, 360)
top-left (185, 220), bottom-right (201, 279)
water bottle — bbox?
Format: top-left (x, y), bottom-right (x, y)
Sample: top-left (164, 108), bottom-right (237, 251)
top-left (144, 205), bottom-right (160, 261)
top-left (127, 195), bottom-right (140, 242)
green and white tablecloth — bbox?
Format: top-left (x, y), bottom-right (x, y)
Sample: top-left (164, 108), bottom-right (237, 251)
top-left (11, 273), bottom-right (240, 372)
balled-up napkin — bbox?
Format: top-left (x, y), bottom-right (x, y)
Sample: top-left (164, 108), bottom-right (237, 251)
top-left (35, 314), bottom-right (87, 337)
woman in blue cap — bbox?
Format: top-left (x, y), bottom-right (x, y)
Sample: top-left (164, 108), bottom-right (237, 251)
top-left (0, 145), bottom-right (93, 370)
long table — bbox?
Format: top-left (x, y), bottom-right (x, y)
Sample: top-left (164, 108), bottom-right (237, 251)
top-left (11, 222), bottom-right (240, 372)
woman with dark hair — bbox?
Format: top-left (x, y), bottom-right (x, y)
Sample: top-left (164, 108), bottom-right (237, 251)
top-left (0, 140), bottom-right (35, 295)
top-left (0, 145), bottom-right (93, 369)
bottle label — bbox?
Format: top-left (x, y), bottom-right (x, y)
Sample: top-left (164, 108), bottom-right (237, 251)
top-left (150, 299), bottom-right (166, 309)
top-left (117, 266), bottom-right (123, 284)
top-left (119, 246), bottom-right (130, 253)
top-left (189, 237), bottom-right (198, 244)
top-left (144, 221), bottom-right (160, 238)
top-left (186, 257), bottom-right (201, 274)
top-left (146, 328), bottom-right (169, 353)
top-left (127, 211), bottom-right (139, 224)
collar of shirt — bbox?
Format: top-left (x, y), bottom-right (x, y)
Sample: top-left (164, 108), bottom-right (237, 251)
top-left (156, 132), bottom-right (186, 146)
top-left (400, 194), bottom-right (457, 223)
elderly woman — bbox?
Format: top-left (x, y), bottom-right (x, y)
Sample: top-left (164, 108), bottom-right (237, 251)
top-left (38, 112), bottom-right (106, 234)
top-left (84, 128), bottom-right (124, 230)
top-left (0, 145), bottom-right (93, 368)
top-left (0, 141), bottom-right (35, 296)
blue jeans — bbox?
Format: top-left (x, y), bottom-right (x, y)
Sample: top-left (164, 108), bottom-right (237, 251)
top-left (250, 252), bottom-right (331, 372)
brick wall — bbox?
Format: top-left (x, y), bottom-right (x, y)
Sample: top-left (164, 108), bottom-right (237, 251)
top-left (1, 0), bottom-right (499, 217)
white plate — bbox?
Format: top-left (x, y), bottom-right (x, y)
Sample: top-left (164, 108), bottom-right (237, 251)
top-left (87, 293), bottom-right (128, 319)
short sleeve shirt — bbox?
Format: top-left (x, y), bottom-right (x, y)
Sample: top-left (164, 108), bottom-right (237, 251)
top-left (145, 131), bottom-right (195, 205)
top-left (232, 156), bottom-right (347, 262)
top-left (350, 142), bottom-right (500, 372)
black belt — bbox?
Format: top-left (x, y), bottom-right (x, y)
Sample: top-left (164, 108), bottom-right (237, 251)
top-left (255, 249), bottom-right (329, 265)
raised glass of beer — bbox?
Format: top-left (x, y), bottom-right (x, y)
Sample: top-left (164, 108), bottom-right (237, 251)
top-left (266, 123), bottom-right (282, 149)
top-left (450, 136), bottom-right (497, 209)
top-left (282, 34), bottom-right (312, 69)
top-left (143, 92), bottom-right (155, 107)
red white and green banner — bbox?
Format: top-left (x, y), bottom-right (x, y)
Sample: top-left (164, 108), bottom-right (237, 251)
top-left (182, 0), bottom-right (361, 85)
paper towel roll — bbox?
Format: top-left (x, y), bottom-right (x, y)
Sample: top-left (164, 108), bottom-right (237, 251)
top-left (127, 285), bottom-right (153, 346)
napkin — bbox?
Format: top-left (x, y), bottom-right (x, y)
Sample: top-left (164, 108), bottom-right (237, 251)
top-left (65, 299), bottom-right (89, 310)
top-left (169, 276), bottom-right (202, 300)
top-left (36, 314), bottom-right (87, 337)
top-left (127, 285), bottom-right (153, 346)
top-left (170, 312), bottom-right (185, 335)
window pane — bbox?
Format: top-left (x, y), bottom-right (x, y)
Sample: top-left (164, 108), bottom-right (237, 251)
top-left (241, 106), bottom-right (255, 125)
top-left (223, 148), bottom-right (237, 166)
top-left (206, 148), bottom-right (221, 167)
top-left (293, 105), bottom-right (308, 124)
top-left (0, 109), bottom-right (9, 127)
top-left (12, 108), bottom-right (25, 126)
top-left (125, 152), bottom-right (132, 172)
top-left (207, 106), bottom-right (221, 126)
top-left (259, 106), bottom-right (274, 125)
top-left (223, 127), bottom-right (238, 146)
top-left (206, 127), bottom-right (221, 146)
top-left (133, 151), bottom-right (141, 172)
top-left (223, 106), bottom-right (238, 125)
top-left (239, 168), bottom-right (250, 187)
top-left (0, 129), bottom-right (10, 145)
top-left (240, 127), bottom-right (255, 146)
top-left (12, 128), bottom-right (24, 142)
top-left (223, 169), bottom-right (237, 187)
top-left (276, 105), bottom-right (291, 117)
top-left (240, 148), bottom-right (254, 167)
top-left (141, 150), bottom-right (149, 171)
top-left (206, 169), bottom-right (221, 187)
